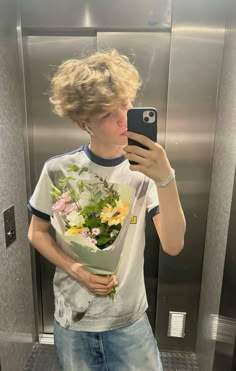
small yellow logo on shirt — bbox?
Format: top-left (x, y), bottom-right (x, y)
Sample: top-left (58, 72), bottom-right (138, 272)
top-left (130, 216), bottom-right (137, 224)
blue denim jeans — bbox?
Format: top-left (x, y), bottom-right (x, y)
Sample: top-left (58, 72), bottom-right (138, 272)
top-left (54, 312), bottom-right (163, 371)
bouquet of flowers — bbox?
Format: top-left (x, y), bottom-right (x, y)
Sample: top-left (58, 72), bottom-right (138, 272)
top-left (50, 164), bottom-right (136, 300)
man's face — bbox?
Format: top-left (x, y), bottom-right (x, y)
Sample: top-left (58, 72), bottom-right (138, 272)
top-left (87, 102), bottom-right (132, 146)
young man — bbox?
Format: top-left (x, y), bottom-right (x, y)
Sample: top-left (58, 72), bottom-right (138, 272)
top-left (28, 49), bottom-right (186, 371)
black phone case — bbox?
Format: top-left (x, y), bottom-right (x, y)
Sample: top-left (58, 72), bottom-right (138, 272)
top-left (127, 107), bottom-right (158, 165)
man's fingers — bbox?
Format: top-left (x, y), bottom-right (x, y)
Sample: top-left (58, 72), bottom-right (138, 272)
top-left (93, 287), bottom-right (116, 296)
top-left (90, 274), bottom-right (116, 286)
top-left (90, 275), bottom-right (116, 289)
top-left (126, 131), bottom-right (155, 148)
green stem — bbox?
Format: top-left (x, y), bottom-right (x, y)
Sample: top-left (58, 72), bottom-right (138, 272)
top-left (108, 287), bottom-right (116, 301)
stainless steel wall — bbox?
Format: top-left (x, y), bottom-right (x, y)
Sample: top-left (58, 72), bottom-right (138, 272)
top-left (20, 0), bottom-right (171, 31)
top-left (156, 0), bottom-right (226, 351)
top-left (26, 31), bottom-right (170, 333)
top-left (196, 0), bottom-right (236, 369)
top-left (0, 0), bottom-right (35, 370)
top-left (20, 0), bottom-right (230, 356)
top-left (213, 171), bottom-right (236, 370)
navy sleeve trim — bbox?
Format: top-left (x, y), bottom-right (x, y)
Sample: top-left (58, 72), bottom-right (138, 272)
top-left (149, 205), bottom-right (160, 218)
top-left (27, 202), bottom-right (51, 221)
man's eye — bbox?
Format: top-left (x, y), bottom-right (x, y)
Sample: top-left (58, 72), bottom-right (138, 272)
top-left (102, 112), bottom-right (111, 119)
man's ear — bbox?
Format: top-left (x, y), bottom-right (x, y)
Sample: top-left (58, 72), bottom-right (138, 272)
top-left (76, 120), bottom-right (94, 136)
top-left (75, 120), bottom-right (85, 130)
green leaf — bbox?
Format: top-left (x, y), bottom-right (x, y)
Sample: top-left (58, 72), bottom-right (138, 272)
top-left (67, 188), bottom-right (76, 198)
top-left (60, 176), bottom-right (76, 183)
top-left (67, 165), bottom-right (79, 172)
top-left (51, 184), bottom-right (61, 194)
top-left (77, 181), bottom-right (85, 192)
top-left (104, 179), bottom-right (108, 188)
top-left (94, 190), bottom-right (103, 199)
top-left (96, 234), bottom-right (111, 246)
top-left (79, 167), bottom-right (89, 175)
top-left (50, 191), bottom-right (61, 200)
top-left (80, 205), bottom-right (96, 215)
top-left (85, 219), bottom-right (99, 228)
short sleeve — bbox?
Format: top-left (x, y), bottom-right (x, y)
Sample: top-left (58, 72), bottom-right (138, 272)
top-left (27, 163), bottom-right (53, 221)
top-left (146, 179), bottom-right (160, 218)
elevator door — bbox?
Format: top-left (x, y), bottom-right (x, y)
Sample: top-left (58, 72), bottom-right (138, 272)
top-left (27, 32), bottom-right (170, 333)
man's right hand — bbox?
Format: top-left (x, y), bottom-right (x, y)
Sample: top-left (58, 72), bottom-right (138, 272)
top-left (70, 262), bottom-right (117, 296)
top-left (28, 216), bottom-right (117, 296)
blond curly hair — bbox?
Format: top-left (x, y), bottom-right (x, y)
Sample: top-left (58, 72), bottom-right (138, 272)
top-left (49, 49), bottom-right (142, 122)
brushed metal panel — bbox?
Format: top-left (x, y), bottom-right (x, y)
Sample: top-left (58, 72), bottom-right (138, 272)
top-left (197, 0), bottom-right (236, 369)
top-left (21, 0), bottom-right (171, 30)
top-left (0, 0), bottom-right (35, 369)
top-left (27, 32), bottom-right (170, 333)
top-left (27, 36), bottom-right (97, 332)
top-left (28, 36), bottom-right (96, 180)
top-left (213, 170), bottom-right (236, 370)
top-left (156, 0), bottom-right (226, 351)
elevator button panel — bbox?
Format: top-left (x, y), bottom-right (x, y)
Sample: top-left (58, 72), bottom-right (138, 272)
top-left (3, 205), bottom-right (16, 247)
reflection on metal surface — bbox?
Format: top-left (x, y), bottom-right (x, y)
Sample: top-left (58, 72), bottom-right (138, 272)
top-left (210, 315), bottom-right (236, 344)
top-left (27, 32), bottom-right (170, 333)
top-left (168, 311), bottom-right (187, 338)
top-left (27, 36), bottom-right (97, 333)
top-left (20, 0), bottom-right (172, 30)
top-left (21, 0), bottom-right (231, 357)
top-left (84, 3), bottom-right (92, 27)
top-left (0, 331), bottom-right (33, 343)
top-left (173, 26), bottom-right (224, 34)
top-left (156, 0), bottom-right (226, 352)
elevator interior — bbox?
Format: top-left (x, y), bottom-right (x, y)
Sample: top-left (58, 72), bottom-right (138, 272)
top-left (9, 0), bottom-right (236, 370)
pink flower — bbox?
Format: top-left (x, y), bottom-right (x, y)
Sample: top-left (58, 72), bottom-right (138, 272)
top-left (63, 203), bottom-right (78, 215)
top-left (81, 228), bottom-right (89, 237)
top-left (92, 228), bottom-right (100, 236)
top-left (61, 192), bottom-right (72, 203)
top-left (52, 198), bottom-right (66, 211)
top-left (89, 238), bottom-right (97, 244)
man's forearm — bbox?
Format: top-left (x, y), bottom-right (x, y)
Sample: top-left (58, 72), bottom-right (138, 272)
top-left (157, 179), bottom-right (186, 254)
top-left (28, 231), bottom-right (77, 278)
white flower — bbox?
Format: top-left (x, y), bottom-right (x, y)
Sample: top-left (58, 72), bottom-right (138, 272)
top-left (79, 190), bottom-right (92, 208)
top-left (66, 211), bottom-right (85, 227)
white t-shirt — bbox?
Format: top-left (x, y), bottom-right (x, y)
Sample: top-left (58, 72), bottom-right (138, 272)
top-left (28, 144), bottom-right (160, 331)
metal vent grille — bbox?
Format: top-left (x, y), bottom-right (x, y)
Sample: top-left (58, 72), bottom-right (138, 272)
top-left (161, 352), bottom-right (199, 370)
top-left (167, 311), bottom-right (187, 338)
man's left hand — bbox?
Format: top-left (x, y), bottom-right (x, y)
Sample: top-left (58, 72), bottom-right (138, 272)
top-left (124, 131), bottom-right (172, 183)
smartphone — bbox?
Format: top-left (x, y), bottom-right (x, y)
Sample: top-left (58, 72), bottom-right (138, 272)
top-left (127, 107), bottom-right (158, 165)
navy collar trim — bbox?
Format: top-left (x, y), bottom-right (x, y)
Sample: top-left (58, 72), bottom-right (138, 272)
top-left (83, 144), bottom-right (126, 167)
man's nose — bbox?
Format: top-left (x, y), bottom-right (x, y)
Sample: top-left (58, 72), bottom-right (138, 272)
top-left (116, 108), bottom-right (128, 127)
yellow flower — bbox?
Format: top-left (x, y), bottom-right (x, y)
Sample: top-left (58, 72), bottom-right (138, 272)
top-left (101, 201), bottom-right (130, 226)
top-left (65, 226), bottom-right (83, 236)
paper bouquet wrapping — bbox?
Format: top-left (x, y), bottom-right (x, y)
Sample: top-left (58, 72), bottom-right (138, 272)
top-left (50, 165), bottom-right (136, 325)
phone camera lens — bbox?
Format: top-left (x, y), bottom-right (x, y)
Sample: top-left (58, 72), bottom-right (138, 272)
top-left (144, 116), bottom-right (149, 122)
top-left (149, 111), bottom-right (154, 117)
